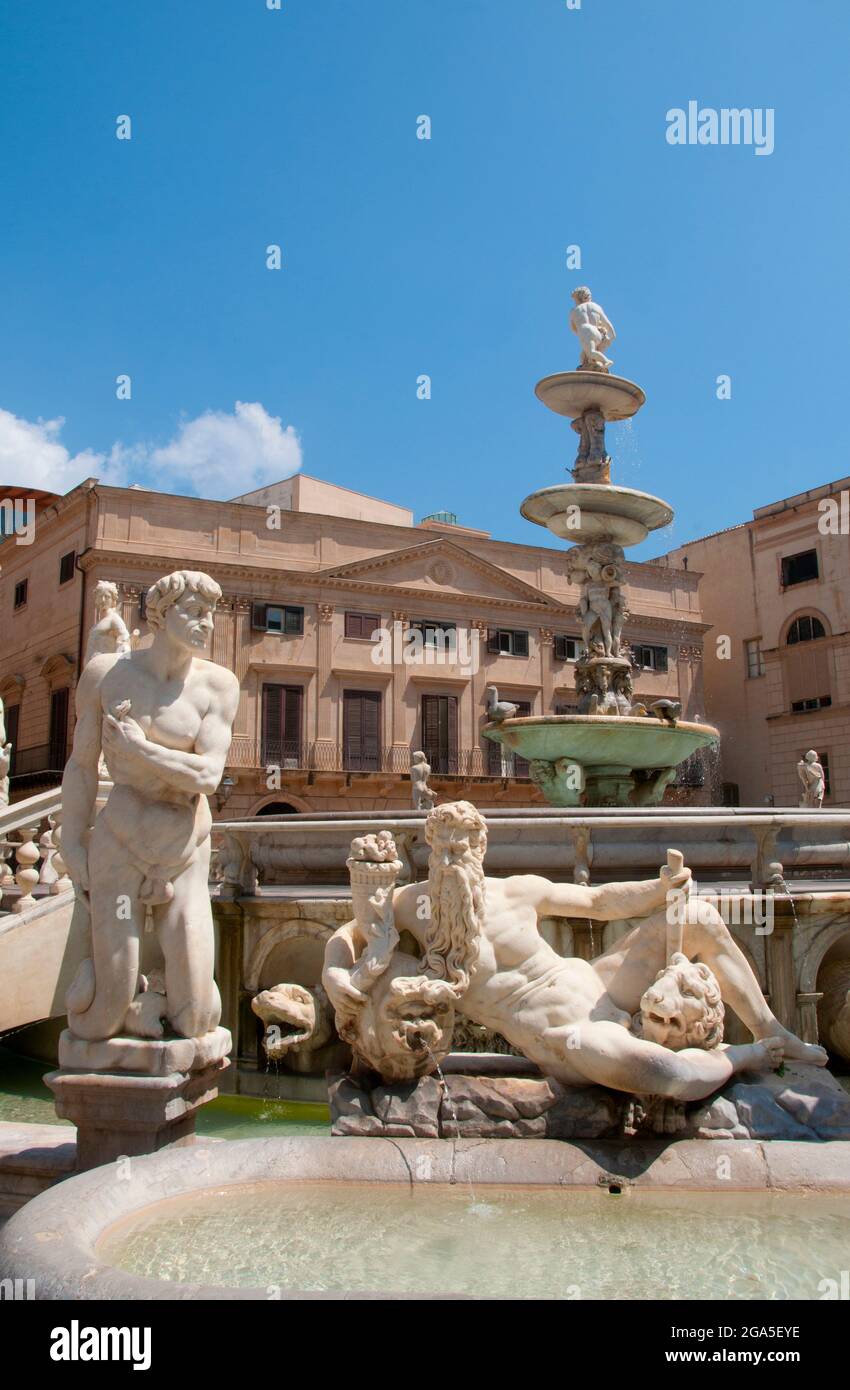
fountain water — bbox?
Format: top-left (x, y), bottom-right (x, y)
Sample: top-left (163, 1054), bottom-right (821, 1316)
top-left (484, 289), bottom-right (719, 808)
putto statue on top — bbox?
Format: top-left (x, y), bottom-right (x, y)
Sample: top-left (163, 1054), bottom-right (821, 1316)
top-left (61, 570), bottom-right (239, 1045)
top-left (798, 749), bottom-right (826, 809)
top-left (570, 286), bottom-right (616, 372)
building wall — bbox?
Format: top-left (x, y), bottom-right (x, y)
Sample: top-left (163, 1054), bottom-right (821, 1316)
top-left (0, 479), bottom-right (709, 811)
top-left (660, 477), bottom-right (850, 807)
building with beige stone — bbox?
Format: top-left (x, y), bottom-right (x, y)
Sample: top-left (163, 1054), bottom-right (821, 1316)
top-left (0, 473), bottom-right (710, 815)
top-left (657, 476), bottom-right (850, 808)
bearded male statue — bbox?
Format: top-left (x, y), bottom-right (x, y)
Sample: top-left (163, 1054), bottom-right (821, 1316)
top-left (60, 570), bottom-right (239, 1046)
top-left (324, 800), bottom-right (826, 1099)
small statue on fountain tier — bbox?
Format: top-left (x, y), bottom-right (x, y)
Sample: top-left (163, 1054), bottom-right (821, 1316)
top-left (569, 286), bottom-right (616, 373)
top-left (570, 407), bottom-right (611, 484)
top-left (410, 750), bottom-right (436, 811)
top-left (798, 749), bottom-right (826, 808)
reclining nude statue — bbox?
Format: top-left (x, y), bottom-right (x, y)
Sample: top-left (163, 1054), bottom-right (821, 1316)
top-left (323, 801), bottom-right (826, 1101)
top-left (60, 570), bottom-right (239, 1043)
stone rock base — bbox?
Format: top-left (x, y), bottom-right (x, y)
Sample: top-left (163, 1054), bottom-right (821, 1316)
top-left (46, 1056), bottom-right (229, 1172)
top-left (57, 1024), bottom-right (231, 1076)
top-left (328, 1061), bottom-right (850, 1143)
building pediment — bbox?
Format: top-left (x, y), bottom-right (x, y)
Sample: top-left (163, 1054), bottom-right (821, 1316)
top-left (316, 539), bottom-right (563, 611)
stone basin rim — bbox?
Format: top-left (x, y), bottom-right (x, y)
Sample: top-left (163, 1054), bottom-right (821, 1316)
top-left (4, 1136), bottom-right (850, 1301)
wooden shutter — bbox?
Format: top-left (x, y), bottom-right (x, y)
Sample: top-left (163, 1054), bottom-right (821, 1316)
top-left (345, 612), bottom-right (362, 639)
top-left (513, 630), bottom-right (529, 658)
top-left (487, 630), bottom-right (501, 654)
top-left (344, 691), bottom-right (381, 771)
top-left (655, 646), bottom-right (668, 673)
top-left (553, 635), bottom-right (568, 662)
top-left (262, 684), bottom-right (283, 764)
top-left (252, 603), bottom-right (267, 630)
top-left (786, 645), bottom-right (831, 706)
top-left (262, 685), bottom-right (303, 765)
top-left (48, 687), bottom-right (70, 770)
top-left (422, 694), bottom-right (458, 774)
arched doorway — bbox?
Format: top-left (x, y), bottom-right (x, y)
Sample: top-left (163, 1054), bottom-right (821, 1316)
top-left (255, 801), bottom-right (300, 816)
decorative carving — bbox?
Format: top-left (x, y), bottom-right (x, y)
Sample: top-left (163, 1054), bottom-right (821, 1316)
top-left (318, 604), bottom-right (335, 624)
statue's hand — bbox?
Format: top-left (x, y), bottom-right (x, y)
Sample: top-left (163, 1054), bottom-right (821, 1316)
top-left (660, 863), bottom-right (692, 893)
top-left (102, 713), bottom-right (147, 759)
top-left (62, 842), bottom-right (90, 898)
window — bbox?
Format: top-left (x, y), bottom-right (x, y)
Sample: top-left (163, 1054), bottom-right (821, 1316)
top-left (138, 590), bottom-right (147, 621)
top-left (252, 603), bottom-right (304, 635)
top-left (422, 694), bottom-right (459, 775)
top-left (822, 752), bottom-right (832, 797)
top-left (261, 685), bottom-right (303, 767)
top-left (781, 550), bottom-right (819, 588)
top-left (14, 579), bottom-right (28, 609)
top-left (344, 612), bottom-right (381, 640)
top-left (59, 551), bottom-right (76, 584)
top-left (408, 619), bottom-right (457, 648)
top-left (48, 687), bottom-right (70, 771)
top-left (722, 782), bottom-right (740, 807)
top-left (632, 644), bottom-right (668, 673)
top-left (487, 699), bottom-right (530, 777)
top-left (343, 690), bottom-right (381, 772)
top-left (487, 628), bottom-right (529, 658)
top-left (745, 638), bottom-right (765, 678)
top-left (553, 635), bottom-right (580, 662)
top-left (787, 615), bottom-right (826, 645)
top-left (791, 696), bottom-right (832, 713)
top-left (555, 702), bottom-right (578, 715)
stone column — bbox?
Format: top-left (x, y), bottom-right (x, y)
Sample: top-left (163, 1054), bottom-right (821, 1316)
top-left (765, 922), bottom-right (796, 1029)
top-left (796, 991), bottom-right (824, 1045)
top-left (469, 618), bottom-right (489, 777)
top-left (315, 604), bottom-right (336, 768)
top-left (390, 611), bottom-right (409, 768)
top-left (539, 627), bottom-right (555, 716)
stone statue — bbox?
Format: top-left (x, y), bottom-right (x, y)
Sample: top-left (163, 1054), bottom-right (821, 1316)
top-left (323, 801), bottom-right (826, 1096)
top-left (60, 570), bottom-right (240, 1044)
top-left (570, 407), bottom-right (611, 484)
top-left (0, 697), bottom-right (11, 809)
top-left (251, 982), bottom-right (338, 1074)
top-left (570, 286), bottom-right (616, 372)
top-left (345, 832), bottom-right (403, 995)
top-left (567, 542), bottom-right (626, 659)
top-left (410, 750), bottom-right (435, 811)
top-left (85, 580), bottom-right (135, 665)
top-left (798, 749), bottom-right (825, 808)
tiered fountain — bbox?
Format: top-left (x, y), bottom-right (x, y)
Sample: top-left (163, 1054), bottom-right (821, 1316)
top-left (484, 287), bottom-right (718, 807)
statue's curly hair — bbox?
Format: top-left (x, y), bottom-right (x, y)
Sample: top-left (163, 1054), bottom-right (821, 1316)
top-left (144, 570), bottom-right (222, 630)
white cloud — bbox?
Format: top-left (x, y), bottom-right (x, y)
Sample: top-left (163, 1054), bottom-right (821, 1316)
top-left (148, 401), bottom-right (302, 499)
top-left (0, 401), bottom-right (302, 500)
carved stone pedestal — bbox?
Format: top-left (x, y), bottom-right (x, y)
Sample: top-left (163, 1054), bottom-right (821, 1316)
top-left (46, 1026), bottom-right (231, 1171)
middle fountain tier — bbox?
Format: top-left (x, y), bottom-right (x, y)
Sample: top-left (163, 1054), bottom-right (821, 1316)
top-left (484, 287), bottom-right (718, 808)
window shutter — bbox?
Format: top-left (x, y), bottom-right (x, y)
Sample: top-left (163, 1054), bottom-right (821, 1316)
top-left (656, 647), bottom-right (668, 673)
top-left (49, 688), bottom-right (70, 770)
top-left (252, 603), bottom-right (267, 631)
top-left (344, 692), bottom-right (381, 771)
top-left (345, 612), bottom-right (361, 639)
top-left (282, 686), bottom-right (303, 755)
top-left (553, 635), bottom-right (568, 662)
top-left (285, 607), bottom-right (304, 635)
top-left (514, 630), bottom-right (529, 658)
top-left (139, 590), bottom-right (147, 621)
top-left (422, 694), bottom-right (440, 752)
top-left (262, 684), bottom-right (283, 763)
top-left (5, 704), bottom-right (19, 775)
top-left (487, 630), bottom-right (500, 654)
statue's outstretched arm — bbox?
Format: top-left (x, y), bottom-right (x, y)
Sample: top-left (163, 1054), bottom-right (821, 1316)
top-left (573, 1021), bottom-right (782, 1102)
top-left (518, 868), bottom-right (687, 922)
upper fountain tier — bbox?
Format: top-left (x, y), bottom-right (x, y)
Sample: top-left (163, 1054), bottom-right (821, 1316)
top-left (521, 286), bottom-right (673, 548)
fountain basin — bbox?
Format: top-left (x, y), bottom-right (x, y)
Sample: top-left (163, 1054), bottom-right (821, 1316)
top-left (484, 715), bottom-right (719, 807)
top-left (520, 482), bottom-right (674, 545)
top-left (3, 1137), bottom-right (850, 1300)
top-left (534, 370), bottom-right (645, 420)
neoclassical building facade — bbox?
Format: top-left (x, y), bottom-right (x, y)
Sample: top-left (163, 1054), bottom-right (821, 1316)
top-left (0, 474), bottom-right (710, 814)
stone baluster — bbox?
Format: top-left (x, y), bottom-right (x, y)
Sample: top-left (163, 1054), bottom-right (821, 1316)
top-left (49, 813), bottom-right (73, 894)
top-left (39, 818), bottom-right (59, 887)
top-left (0, 836), bottom-right (14, 891)
top-left (13, 824), bottom-right (41, 912)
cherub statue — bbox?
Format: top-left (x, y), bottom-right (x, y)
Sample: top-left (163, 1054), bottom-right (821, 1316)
top-left (570, 286), bottom-right (616, 372)
top-left (798, 750), bottom-right (826, 808)
top-left (345, 832), bottom-right (404, 995)
top-left (85, 580), bottom-right (135, 666)
top-left (410, 750), bottom-right (435, 811)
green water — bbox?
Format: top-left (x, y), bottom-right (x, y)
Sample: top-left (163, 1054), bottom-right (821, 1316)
top-left (0, 1047), bottom-right (329, 1140)
top-left (99, 1182), bottom-right (850, 1299)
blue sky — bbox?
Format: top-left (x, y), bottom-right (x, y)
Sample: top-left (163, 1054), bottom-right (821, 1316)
top-left (2, 0), bottom-right (849, 557)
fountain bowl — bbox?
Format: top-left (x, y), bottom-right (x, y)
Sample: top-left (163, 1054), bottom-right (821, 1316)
top-left (534, 370), bottom-right (645, 420)
top-left (520, 482), bottom-right (673, 545)
top-left (485, 714), bottom-right (719, 807)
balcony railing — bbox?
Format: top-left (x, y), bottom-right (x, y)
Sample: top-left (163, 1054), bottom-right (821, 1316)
top-left (225, 739), bottom-right (530, 779)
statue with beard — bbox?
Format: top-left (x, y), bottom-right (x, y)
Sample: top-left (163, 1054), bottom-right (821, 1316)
top-left (323, 800), bottom-right (826, 1096)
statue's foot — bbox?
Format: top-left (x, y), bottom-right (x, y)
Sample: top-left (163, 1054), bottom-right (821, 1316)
top-left (124, 990), bottom-right (167, 1039)
top-left (758, 1025), bottom-right (828, 1067)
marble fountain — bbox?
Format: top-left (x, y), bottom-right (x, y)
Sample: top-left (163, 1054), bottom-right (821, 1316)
top-left (3, 296), bottom-right (850, 1302)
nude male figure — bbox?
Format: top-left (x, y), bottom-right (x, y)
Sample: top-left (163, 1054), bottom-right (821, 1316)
top-left (61, 570), bottom-right (239, 1042)
top-left (341, 802), bottom-right (825, 1102)
top-left (569, 286), bottom-right (616, 371)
